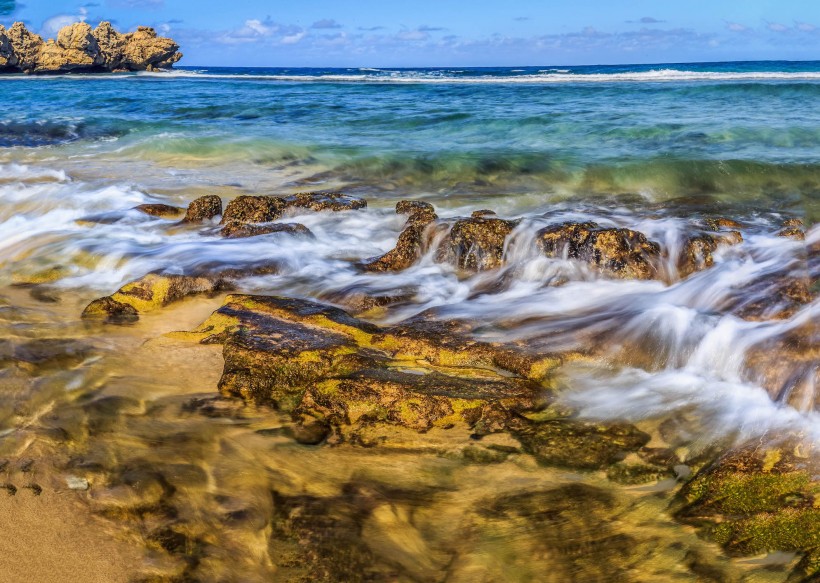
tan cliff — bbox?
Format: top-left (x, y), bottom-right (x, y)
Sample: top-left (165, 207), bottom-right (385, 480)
top-left (0, 21), bottom-right (181, 73)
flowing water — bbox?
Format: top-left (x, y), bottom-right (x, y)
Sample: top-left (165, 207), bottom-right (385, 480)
top-left (0, 64), bottom-right (818, 582)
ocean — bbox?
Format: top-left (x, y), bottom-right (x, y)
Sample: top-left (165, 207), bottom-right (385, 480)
top-left (0, 62), bottom-right (817, 581)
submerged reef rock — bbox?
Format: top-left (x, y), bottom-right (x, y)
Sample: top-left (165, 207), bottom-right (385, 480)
top-left (537, 221), bottom-right (661, 280)
top-left (674, 439), bottom-right (820, 580)
top-left (362, 201), bottom-right (438, 272)
top-left (177, 293), bottom-right (656, 471)
top-left (0, 21), bottom-right (181, 74)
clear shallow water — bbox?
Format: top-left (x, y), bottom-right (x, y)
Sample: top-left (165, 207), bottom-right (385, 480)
top-left (0, 63), bottom-right (817, 581)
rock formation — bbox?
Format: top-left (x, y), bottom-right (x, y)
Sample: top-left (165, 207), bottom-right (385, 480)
top-left (0, 21), bottom-right (181, 74)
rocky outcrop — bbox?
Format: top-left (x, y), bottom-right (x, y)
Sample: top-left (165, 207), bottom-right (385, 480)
top-left (537, 221), bottom-right (661, 280)
top-left (183, 195), bottom-right (222, 223)
top-left (219, 192), bottom-right (365, 238)
top-left (436, 214), bottom-right (520, 271)
top-left (0, 21), bottom-right (181, 74)
top-left (361, 201), bottom-right (438, 272)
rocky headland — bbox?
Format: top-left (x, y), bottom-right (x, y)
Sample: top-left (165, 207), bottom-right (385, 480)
top-left (0, 21), bottom-right (181, 74)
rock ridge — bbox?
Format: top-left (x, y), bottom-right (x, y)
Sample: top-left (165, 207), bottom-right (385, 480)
top-left (0, 21), bottom-right (181, 73)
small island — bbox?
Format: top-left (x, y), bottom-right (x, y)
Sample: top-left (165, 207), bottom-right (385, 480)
top-left (0, 21), bottom-right (181, 74)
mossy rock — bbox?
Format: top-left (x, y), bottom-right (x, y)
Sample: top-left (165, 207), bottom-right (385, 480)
top-left (674, 440), bottom-right (820, 580)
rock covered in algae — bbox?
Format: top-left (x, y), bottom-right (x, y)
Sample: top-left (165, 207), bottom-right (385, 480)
top-left (361, 200), bottom-right (438, 272)
top-left (536, 221), bottom-right (661, 280)
top-left (435, 215), bottom-right (520, 271)
top-left (0, 21), bottom-right (182, 73)
top-left (133, 203), bottom-right (184, 219)
top-left (674, 440), bottom-right (820, 580)
top-left (82, 273), bottom-right (233, 322)
top-left (183, 195), bottom-right (222, 223)
top-left (181, 295), bottom-right (565, 430)
top-left (180, 293), bottom-right (658, 472)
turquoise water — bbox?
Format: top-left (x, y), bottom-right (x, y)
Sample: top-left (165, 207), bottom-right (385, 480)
top-left (0, 62), bottom-right (818, 581)
top-left (0, 63), bottom-right (818, 219)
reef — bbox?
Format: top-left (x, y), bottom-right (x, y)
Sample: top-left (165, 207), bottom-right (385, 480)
top-left (0, 21), bottom-right (181, 74)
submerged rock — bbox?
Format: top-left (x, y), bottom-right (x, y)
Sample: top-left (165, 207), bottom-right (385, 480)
top-left (361, 200), bottom-right (438, 272)
top-left (678, 231), bottom-right (743, 278)
top-left (537, 221), bottom-right (661, 280)
top-left (183, 195), bottom-right (222, 223)
top-left (509, 417), bottom-right (650, 470)
top-left (436, 215), bottom-right (519, 271)
top-left (0, 21), bottom-right (181, 74)
top-left (133, 203), bottom-right (184, 219)
top-left (221, 192), bottom-right (365, 226)
top-left (184, 295), bottom-right (559, 429)
top-left (220, 221), bottom-right (313, 239)
top-left (674, 440), bottom-right (820, 581)
top-left (82, 273), bottom-right (232, 322)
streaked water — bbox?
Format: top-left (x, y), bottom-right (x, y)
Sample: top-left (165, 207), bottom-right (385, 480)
top-left (0, 63), bottom-right (817, 581)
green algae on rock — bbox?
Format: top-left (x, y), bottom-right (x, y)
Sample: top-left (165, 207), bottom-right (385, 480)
top-left (674, 440), bottom-right (820, 580)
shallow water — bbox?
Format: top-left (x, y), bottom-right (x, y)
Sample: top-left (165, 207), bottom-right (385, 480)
top-left (0, 65), bottom-right (817, 581)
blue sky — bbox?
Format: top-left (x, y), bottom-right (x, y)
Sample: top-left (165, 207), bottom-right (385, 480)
top-left (4, 0), bottom-right (820, 66)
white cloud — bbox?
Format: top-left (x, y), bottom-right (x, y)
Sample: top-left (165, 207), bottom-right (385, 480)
top-left (726, 22), bottom-right (749, 32)
top-left (281, 31), bottom-right (306, 44)
top-left (796, 21), bottom-right (816, 32)
top-left (767, 22), bottom-right (789, 33)
top-left (41, 14), bottom-right (76, 38)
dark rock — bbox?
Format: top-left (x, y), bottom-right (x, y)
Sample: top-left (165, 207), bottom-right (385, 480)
top-left (704, 217), bottom-right (742, 231)
top-left (678, 231), bottom-right (743, 278)
top-left (509, 417), bottom-right (651, 470)
top-left (479, 484), bottom-right (640, 581)
top-left (778, 226), bottom-right (806, 241)
top-left (221, 196), bottom-right (285, 225)
top-left (186, 295), bottom-right (558, 434)
top-left (361, 200), bottom-right (438, 272)
top-left (537, 221), bottom-right (661, 280)
top-left (281, 191), bottom-right (367, 213)
top-left (133, 203), bottom-right (184, 219)
top-left (183, 195), bottom-right (222, 223)
top-left (220, 221), bottom-right (313, 239)
top-left (436, 215), bottom-right (519, 271)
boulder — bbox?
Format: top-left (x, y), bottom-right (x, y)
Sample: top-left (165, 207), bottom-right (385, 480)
top-left (220, 196), bottom-right (284, 225)
top-left (361, 201), bottom-right (438, 272)
top-left (183, 195), bottom-right (222, 223)
top-left (34, 23), bottom-right (102, 72)
top-left (678, 231), bottom-right (743, 278)
top-left (6, 22), bottom-right (43, 72)
top-left (120, 26), bottom-right (182, 71)
top-left (92, 21), bottom-right (126, 70)
top-left (436, 215), bottom-right (519, 271)
top-left (537, 221), bottom-right (661, 280)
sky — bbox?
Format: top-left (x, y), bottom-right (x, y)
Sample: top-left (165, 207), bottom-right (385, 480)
top-left (4, 0), bottom-right (820, 67)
